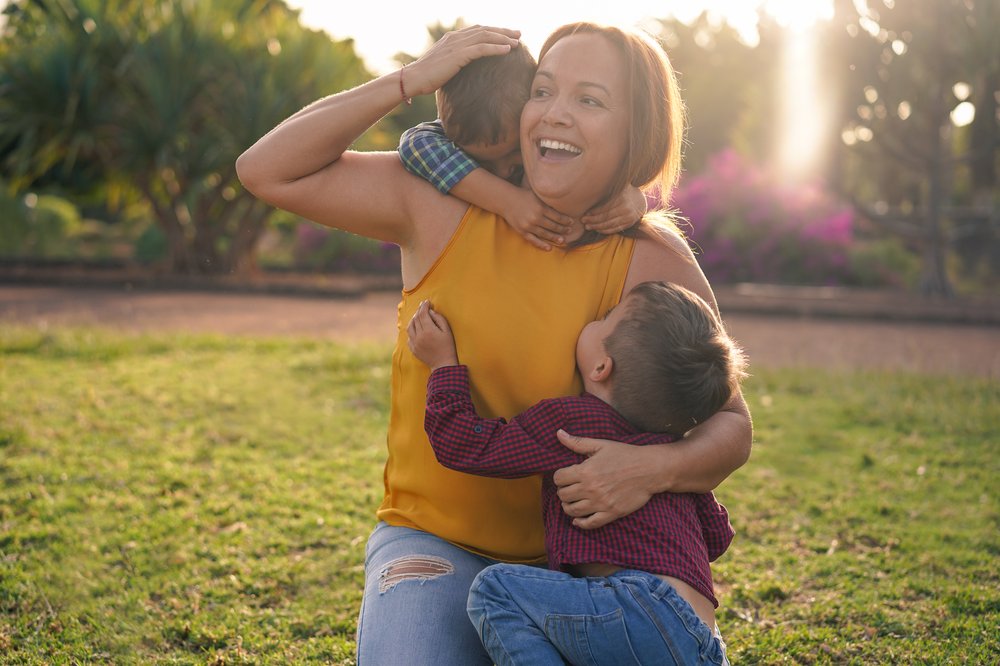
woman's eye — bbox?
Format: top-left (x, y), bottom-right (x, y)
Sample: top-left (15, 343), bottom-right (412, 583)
top-left (581, 96), bottom-right (603, 108)
top-left (532, 87), bottom-right (550, 98)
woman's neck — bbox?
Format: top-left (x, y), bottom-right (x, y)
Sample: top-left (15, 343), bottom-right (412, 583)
top-left (561, 219), bottom-right (586, 244)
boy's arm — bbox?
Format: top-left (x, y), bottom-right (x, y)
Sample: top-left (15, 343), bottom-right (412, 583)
top-left (450, 173), bottom-right (574, 250)
top-left (695, 493), bottom-right (735, 562)
top-left (398, 123), bottom-right (572, 250)
top-left (425, 366), bottom-right (586, 477)
top-left (398, 121), bottom-right (480, 195)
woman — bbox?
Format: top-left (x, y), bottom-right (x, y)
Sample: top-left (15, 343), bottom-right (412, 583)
top-left (237, 23), bottom-right (751, 664)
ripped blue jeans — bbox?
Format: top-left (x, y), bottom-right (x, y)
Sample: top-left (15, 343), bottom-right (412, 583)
top-left (356, 522), bottom-right (501, 665)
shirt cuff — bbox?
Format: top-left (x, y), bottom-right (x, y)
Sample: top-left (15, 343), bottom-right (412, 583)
top-left (427, 365), bottom-right (470, 393)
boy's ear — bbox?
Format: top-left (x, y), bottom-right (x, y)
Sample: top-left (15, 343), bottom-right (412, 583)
top-left (588, 356), bottom-right (614, 383)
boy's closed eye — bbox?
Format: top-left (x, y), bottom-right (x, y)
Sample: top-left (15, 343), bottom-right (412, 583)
top-left (460, 132), bottom-right (522, 183)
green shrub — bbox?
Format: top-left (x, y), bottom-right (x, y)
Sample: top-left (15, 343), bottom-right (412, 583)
top-left (0, 190), bottom-right (82, 257)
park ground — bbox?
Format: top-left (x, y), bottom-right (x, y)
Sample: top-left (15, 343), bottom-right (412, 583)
top-left (1, 274), bottom-right (997, 663)
top-left (1, 274), bottom-right (998, 379)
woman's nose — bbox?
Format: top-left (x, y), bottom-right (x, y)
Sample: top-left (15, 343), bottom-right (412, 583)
top-left (541, 94), bottom-right (572, 126)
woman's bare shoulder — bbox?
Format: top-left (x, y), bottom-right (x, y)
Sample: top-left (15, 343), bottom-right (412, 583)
top-left (625, 226), bottom-right (716, 309)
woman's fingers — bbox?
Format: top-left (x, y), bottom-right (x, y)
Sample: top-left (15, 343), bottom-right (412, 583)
top-left (407, 27), bottom-right (520, 95)
top-left (572, 512), bottom-right (614, 530)
top-left (560, 497), bottom-right (594, 517)
top-left (460, 25), bottom-right (522, 39)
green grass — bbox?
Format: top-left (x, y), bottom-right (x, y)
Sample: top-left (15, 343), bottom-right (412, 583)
top-left (1, 326), bottom-right (997, 664)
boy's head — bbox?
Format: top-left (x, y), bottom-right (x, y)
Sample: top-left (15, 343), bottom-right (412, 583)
top-left (577, 281), bottom-right (747, 434)
top-left (436, 43), bottom-right (536, 181)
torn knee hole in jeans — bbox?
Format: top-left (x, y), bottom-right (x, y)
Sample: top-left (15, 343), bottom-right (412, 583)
top-left (378, 555), bottom-right (455, 594)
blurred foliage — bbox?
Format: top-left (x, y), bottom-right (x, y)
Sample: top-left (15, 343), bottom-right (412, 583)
top-left (0, 187), bottom-right (80, 256)
top-left (652, 1), bottom-right (999, 295)
top-left (654, 14), bottom-right (781, 177)
top-left (1, 2), bottom-right (997, 293)
top-left (0, 0), bottom-right (373, 274)
top-left (292, 223), bottom-right (400, 274)
top-left (677, 149), bottom-right (903, 287)
top-left (820, 0), bottom-right (1000, 295)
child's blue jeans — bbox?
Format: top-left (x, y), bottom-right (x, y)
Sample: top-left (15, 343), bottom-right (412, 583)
top-left (467, 563), bottom-right (729, 666)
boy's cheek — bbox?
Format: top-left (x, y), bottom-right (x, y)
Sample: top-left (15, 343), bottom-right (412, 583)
top-left (506, 165), bottom-right (525, 185)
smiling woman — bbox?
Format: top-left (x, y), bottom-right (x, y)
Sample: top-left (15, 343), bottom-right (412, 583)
top-left (236, 22), bottom-right (751, 664)
top-left (522, 23), bottom-right (684, 220)
top-left (520, 32), bottom-right (630, 216)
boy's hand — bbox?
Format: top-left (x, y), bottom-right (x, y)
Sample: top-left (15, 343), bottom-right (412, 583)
top-left (581, 185), bottom-right (647, 235)
top-left (500, 188), bottom-right (576, 251)
top-left (407, 301), bottom-right (459, 370)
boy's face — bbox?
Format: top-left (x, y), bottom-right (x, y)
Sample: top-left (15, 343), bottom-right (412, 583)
top-left (460, 126), bottom-right (523, 184)
top-left (575, 296), bottom-right (632, 378)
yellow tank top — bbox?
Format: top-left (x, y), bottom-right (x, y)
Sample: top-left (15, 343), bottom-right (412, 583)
top-left (378, 206), bottom-right (635, 562)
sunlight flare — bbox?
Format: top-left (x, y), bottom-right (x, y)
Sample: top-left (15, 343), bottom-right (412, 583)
top-left (778, 26), bottom-right (829, 179)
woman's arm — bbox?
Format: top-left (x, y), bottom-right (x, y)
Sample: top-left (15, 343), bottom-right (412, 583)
top-left (236, 26), bottom-right (521, 250)
top-left (553, 229), bottom-right (753, 529)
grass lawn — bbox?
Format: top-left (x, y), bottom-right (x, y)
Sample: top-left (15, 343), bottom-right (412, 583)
top-left (1, 326), bottom-right (997, 664)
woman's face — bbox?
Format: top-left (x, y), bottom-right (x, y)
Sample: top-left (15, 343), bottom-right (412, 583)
top-left (521, 32), bottom-right (630, 219)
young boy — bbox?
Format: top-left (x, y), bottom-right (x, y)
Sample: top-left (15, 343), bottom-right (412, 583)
top-left (398, 44), bottom-right (645, 251)
top-left (407, 281), bottom-right (745, 665)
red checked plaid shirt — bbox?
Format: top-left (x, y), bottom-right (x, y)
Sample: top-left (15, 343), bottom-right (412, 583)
top-left (425, 365), bottom-right (735, 607)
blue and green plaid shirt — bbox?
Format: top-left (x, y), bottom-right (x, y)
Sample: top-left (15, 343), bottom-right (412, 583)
top-left (398, 120), bottom-right (479, 194)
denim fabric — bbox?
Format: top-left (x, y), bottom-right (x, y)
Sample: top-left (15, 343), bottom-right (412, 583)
top-left (467, 564), bottom-right (729, 666)
top-left (356, 522), bottom-right (498, 665)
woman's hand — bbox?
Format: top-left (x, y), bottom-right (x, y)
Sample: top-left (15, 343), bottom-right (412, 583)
top-left (580, 186), bottom-right (647, 235)
top-left (552, 430), bottom-right (661, 529)
top-left (407, 301), bottom-right (460, 370)
top-left (403, 26), bottom-right (522, 99)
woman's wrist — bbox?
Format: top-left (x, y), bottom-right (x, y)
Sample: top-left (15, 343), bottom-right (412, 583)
top-left (398, 65), bottom-right (413, 105)
top-left (639, 443), bottom-right (677, 494)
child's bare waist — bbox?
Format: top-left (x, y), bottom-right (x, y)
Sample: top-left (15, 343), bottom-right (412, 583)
top-left (571, 563), bottom-right (716, 628)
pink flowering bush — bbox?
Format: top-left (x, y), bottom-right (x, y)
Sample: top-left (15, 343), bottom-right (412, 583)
top-left (670, 149), bottom-right (857, 286)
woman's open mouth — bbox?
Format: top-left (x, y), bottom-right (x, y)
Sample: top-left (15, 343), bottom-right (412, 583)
top-left (538, 138), bottom-right (582, 160)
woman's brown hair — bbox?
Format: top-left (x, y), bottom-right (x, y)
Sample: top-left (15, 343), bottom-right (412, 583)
top-left (538, 23), bottom-right (685, 206)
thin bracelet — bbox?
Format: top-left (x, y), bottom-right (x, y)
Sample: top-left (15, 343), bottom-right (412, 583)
top-left (399, 64), bottom-right (413, 106)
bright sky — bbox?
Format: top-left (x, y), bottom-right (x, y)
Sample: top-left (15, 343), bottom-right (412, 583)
top-left (285, 1), bottom-right (833, 75)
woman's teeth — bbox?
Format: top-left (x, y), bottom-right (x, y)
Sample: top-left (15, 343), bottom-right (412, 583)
top-left (539, 139), bottom-right (582, 157)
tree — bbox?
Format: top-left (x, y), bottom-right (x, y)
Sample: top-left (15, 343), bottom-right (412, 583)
top-left (0, 0), bottom-right (372, 274)
top-left (825, 0), bottom-right (1000, 296)
top-left (651, 12), bottom-right (782, 177)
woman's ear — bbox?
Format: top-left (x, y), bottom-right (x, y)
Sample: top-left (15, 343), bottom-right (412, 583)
top-left (588, 356), bottom-right (614, 383)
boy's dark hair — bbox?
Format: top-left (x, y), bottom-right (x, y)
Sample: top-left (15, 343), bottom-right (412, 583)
top-left (604, 281), bottom-right (747, 434)
top-left (436, 44), bottom-right (536, 146)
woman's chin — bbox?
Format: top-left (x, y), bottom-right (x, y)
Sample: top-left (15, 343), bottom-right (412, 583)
top-left (530, 185), bottom-right (591, 220)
